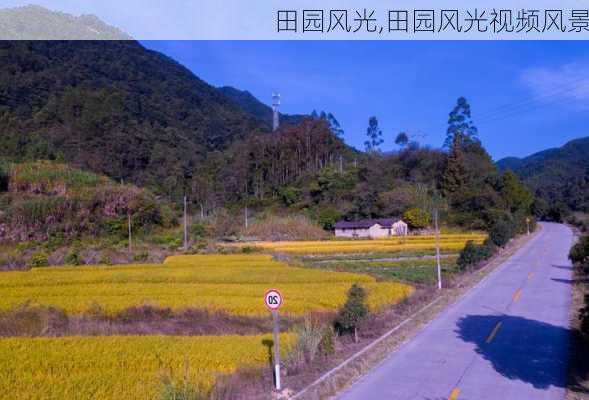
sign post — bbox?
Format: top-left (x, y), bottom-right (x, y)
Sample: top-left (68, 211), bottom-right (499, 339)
top-left (264, 289), bottom-right (283, 391)
top-left (526, 217), bottom-right (530, 236)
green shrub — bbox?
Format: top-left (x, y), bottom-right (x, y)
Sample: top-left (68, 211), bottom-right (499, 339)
top-left (335, 283), bottom-right (368, 343)
top-left (317, 208), bottom-right (341, 230)
top-left (28, 252), bottom-right (49, 268)
top-left (64, 247), bottom-right (82, 266)
top-left (133, 251), bottom-right (149, 262)
top-left (457, 239), bottom-right (496, 270)
top-left (489, 220), bottom-right (515, 247)
top-left (190, 223), bottom-right (207, 240)
top-left (279, 186), bottom-right (301, 206)
top-left (403, 207), bottom-right (431, 229)
top-left (241, 245), bottom-right (260, 254)
top-left (570, 236), bottom-right (589, 272)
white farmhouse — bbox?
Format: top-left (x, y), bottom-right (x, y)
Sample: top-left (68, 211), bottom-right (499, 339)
top-left (334, 218), bottom-right (408, 239)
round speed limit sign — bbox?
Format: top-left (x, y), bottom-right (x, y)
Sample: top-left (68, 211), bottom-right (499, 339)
top-left (264, 289), bottom-right (283, 311)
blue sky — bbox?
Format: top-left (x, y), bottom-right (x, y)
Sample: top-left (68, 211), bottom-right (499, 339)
top-left (144, 41), bottom-right (589, 160)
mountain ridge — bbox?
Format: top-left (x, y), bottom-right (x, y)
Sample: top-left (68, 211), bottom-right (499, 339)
top-left (218, 86), bottom-right (306, 127)
top-left (497, 136), bottom-right (589, 212)
top-left (0, 5), bottom-right (132, 40)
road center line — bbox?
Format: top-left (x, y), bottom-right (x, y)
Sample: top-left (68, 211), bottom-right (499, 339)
top-left (528, 272), bottom-right (534, 279)
top-left (448, 387), bottom-right (460, 400)
top-left (486, 321), bottom-right (503, 344)
top-left (512, 289), bottom-right (522, 302)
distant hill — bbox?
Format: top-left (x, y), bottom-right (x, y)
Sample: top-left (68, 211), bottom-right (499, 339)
top-left (0, 41), bottom-right (265, 197)
top-left (218, 86), bottom-right (306, 127)
top-left (0, 5), bottom-right (132, 39)
top-left (497, 137), bottom-right (589, 212)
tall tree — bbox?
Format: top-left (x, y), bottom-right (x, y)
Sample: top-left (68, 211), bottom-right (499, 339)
top-left (501, 170), bottom-right (533, 213)
top-left (312, 110), bottom-right (344, 138)
top-left (445, 97), bottom-right (479, 148)
top-left (442, 133), bottom-right (467, 196)
top-left (327, 113), bottom-right (344, 137)
top-left (395, 132), bottom-right (409, 149)
top-left (364, 116), bottom-right (383, 152)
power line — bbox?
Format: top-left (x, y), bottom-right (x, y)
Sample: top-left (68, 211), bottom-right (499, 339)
top-left (475, 76), bottom-right (589, 123)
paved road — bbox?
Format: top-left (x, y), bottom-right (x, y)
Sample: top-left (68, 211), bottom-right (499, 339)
top-left (338, 222), bottom-right (574, 400)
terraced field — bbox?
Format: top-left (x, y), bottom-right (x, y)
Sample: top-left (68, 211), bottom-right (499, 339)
top-left (228, 233), bottom-right (486, 254)
top-left (0, 254), bottom-right (413, 316)
top-left (0, 236), bottom-right (479, 399)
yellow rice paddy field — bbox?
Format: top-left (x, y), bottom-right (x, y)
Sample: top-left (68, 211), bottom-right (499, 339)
top-left (0, 236), bottom-right (479, 399)
top-left (0, 333), bottom-right (295, 400)
top-left (0, 254), bottom-right (413, 316)
top-left (227, 233), bottom-right (486, 254)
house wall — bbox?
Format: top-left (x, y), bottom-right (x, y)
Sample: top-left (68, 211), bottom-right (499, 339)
top-left (335, 227), bottom-right (371, 238)
top-left (392, 221), bottom-right (408, 236)
top-left (335, 220), bottom-right (409, 238)
top-left (368, 224), bottom-right (390, 238)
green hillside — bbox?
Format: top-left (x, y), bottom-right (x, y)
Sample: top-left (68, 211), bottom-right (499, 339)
top-left (0, 160), bottom-right (173, 243)
top-left (0, 40), bottom-right (265, 199)
top-left (497, 137), bottom-right (589, 213)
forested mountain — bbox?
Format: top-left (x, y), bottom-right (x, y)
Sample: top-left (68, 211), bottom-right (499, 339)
top-left (0, 40), bottom-right (265, 198)
top-left (218, 86), bottom-right (306, 127)
top-left (0, 35), bottom-right (534, 240)
top-left (497, 137), bottom-right (589, 213)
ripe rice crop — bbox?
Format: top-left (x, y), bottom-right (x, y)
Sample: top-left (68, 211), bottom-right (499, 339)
top-left (0, 333), bottom-right (295, 400)
top-left (227, 233), bottom-right (486, 254)
top-left (0, 254), bottom-right (413, 316)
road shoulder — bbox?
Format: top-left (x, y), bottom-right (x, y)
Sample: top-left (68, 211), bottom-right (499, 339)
top-left (566, 230), bottom-right (589, 400)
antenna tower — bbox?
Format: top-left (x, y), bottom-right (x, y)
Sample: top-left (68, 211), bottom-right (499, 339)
top-left (272, 92), bottom-right (281, 131)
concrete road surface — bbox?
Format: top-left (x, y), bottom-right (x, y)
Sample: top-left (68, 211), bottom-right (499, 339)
top-left (338, 222), bottom-right (574, 400)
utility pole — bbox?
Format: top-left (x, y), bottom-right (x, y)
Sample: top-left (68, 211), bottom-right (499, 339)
top-left (526, 217), bottom-right (530, 236)
top-left (339, 155), bottom-right (343, 173)
top-left (434, 208), bottom-right (442, 290)
top-left (183, 195), bottom-right (188, 250)
top-left (244, 205), bottom-right (248, 230)
top-left (127, 213), bottom-right (132, 253)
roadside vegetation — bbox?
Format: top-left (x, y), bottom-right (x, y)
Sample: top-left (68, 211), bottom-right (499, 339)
top-left (568, 230), bottom-right (589, 398)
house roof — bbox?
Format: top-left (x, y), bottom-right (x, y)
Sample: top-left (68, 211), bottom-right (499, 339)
top-left (334, 218), bottom-right (401, 229)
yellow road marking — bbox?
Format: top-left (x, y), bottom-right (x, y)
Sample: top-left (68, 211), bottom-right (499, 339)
top-left (513, 289), bottom-right (522, 302)
top-left (448, 387), bottom-right (460, 400)
top-left (486, 321), bottom-right (503, 343)
top-left (528, 272), bottom-right (534, 280)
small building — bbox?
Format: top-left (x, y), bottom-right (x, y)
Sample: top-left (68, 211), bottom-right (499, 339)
top-left (334, 218), bottom-right (408, 239)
